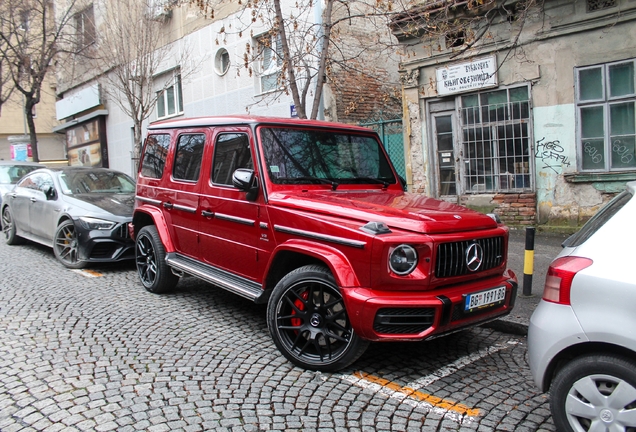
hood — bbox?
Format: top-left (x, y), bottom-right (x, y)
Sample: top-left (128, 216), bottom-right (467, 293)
top-left (69, 193), bottom-right (135, 218)
top-left (269, 190), bottom-right (498, 234)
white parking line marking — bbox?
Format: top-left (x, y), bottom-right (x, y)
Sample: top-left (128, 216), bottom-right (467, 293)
top-left (337, 339), bottom-right (520, 425)
top-left (406, 340), bottom-right (519, 389)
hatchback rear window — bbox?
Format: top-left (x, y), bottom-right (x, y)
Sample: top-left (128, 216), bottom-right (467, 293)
top-left (563, 189), bottom-right (633, 247)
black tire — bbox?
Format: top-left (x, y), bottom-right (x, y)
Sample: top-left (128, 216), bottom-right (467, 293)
top-left (267, 264), bottom-right (369, 371)
top-left (53, 220), bottom-right (87, 269)
top-left (550, 354), bottom-right (636, 432)
top-left (135, 225), bottom-right (178, 293)
top-left (2, 206), bottom-right (23, 245)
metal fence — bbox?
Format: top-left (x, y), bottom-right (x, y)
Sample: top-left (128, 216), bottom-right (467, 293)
top-left (360, 118), bottom-right (406, 179)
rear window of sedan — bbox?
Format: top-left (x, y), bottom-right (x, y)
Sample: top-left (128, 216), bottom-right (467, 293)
top-left (0, 165), bottom-right (41, 184)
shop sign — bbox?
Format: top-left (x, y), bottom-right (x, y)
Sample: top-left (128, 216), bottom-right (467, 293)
top-left (436, 56), bottom-right (498, 96)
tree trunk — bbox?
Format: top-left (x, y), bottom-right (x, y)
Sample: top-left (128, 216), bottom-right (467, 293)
top-left (273, 0), bottom-right (306, 119)
top-left (310, 0), bottom-right (334, 120)
top-left (24, 98), bottom-right (40, 162)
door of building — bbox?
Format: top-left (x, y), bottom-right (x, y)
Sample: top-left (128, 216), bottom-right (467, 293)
top-left (431, 111), bottom-right (460, 199)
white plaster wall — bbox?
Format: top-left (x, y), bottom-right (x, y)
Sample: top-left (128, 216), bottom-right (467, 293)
top-left (104, 2), bottom-right (316, 176)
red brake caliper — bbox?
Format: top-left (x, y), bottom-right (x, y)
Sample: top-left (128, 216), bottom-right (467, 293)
top-left (290, 290), bottom-right (309, 329)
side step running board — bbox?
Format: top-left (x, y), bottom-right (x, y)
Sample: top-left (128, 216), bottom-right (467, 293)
top-left (166, 253), bottom-right (266, 303)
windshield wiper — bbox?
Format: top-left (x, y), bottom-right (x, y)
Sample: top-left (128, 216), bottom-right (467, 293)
top-left (292, 176), bottom-right (339, 190)
top-left (354, 177), bottom-right (390, 188)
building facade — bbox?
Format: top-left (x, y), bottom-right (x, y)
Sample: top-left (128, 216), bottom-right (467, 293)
top-left (52, 0), bottom-right (401, 177)
top-left (394, 0), bottom-right (636, 227)
top-left (0, 76), bottom-right (65, 163)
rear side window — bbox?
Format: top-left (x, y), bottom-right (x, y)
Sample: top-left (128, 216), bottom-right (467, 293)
top-left (140, 134), bottom-right (170, 179)
top-left (212, 133), bottom-right (253, 185)
top-left (173, 134), bottom-right (205, 182)
top-left (563, 190), bottom-right (633, 247)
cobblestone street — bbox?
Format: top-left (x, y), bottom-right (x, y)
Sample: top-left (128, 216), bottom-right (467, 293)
top-left (0, 240), bottom-right (554, 431)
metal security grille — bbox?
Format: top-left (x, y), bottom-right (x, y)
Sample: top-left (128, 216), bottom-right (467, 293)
top-left (460, 87), bottom-right (533, 193)
top-left (435, 236), bottom-right (504, 278)
top-left (587, 0), bottom-right (616, 11)
top-left (361, 119), bottom-right (406, 179)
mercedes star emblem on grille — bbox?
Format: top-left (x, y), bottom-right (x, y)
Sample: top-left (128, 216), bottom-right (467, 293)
top-left (465, 242), bottom-right (484, 272)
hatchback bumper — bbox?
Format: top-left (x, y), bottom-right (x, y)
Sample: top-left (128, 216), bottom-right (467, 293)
top-left (527, 299), bottom-right (587, 392)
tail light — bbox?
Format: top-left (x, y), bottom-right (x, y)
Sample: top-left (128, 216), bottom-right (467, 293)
top-left (543, 256), bottom-right (593, 305)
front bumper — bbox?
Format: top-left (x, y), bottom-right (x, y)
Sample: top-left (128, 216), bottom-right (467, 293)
top-left (527, 300), bottom-right (587, 392)
top-left (342, 272), bottom-right (518, 342)
top-left (76, 221), bottom-right (135, 263)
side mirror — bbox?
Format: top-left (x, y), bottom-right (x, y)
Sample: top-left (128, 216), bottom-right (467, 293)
top-left (232, 168), bottom-right (259, 201)
top-left (45, 186), bottom-right (57, 200)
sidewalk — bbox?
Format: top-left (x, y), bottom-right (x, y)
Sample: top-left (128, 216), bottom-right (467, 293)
top-left (483, 228), bottom-right (572, 336)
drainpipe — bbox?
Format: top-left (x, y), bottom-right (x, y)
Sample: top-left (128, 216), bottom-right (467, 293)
top-left (314, 0), bottom-right (324, 120)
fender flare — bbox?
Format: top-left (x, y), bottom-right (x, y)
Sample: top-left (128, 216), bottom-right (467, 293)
top-left (266, 239), bottom-right (361, 288)
top-left (133, 205), bottom-right (175, 253)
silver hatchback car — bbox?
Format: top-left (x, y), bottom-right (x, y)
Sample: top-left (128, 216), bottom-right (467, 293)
top-left (528, 180), bottom-right (636, 432)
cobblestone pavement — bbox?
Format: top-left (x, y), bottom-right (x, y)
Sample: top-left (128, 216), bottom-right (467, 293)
top-left (0, 240), bottom-right (555, 432)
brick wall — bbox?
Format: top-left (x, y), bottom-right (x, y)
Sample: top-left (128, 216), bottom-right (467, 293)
top-left (492, 193), bottom-right (537, 226)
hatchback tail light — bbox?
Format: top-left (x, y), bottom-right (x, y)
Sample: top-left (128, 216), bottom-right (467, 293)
top-left (543, 256), bottom-right (593, 305)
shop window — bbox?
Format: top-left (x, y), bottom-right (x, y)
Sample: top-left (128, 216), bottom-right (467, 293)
top-left (576, 60), bottom-right (636, 172)
top-left (460, 86), bottom-right (532, 193)
top-left (156, 73), bottom-right (184, 119)
top-left (255, 32), bottom-right (283, 93)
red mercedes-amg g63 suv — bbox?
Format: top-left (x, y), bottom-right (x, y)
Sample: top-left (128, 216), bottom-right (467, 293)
top-left (131, 115), bottom-right (517, 371)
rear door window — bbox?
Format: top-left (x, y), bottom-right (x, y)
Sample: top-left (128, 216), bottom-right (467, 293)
top-left (173, 134), bottom-right (205, 182)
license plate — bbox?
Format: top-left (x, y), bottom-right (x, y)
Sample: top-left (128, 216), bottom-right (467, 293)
top-left (465, 286), bottom-right (506, 311)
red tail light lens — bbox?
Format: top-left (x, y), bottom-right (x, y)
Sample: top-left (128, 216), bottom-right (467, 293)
top-left (543, 256), bottom-right (593, 305)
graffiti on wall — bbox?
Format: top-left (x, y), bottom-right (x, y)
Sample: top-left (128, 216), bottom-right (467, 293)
top-left (535, 137), bottom-right (571, 173)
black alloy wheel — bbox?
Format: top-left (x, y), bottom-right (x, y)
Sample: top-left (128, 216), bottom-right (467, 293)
top-left (2, 207), bottom-right (23, 245)
top-left (135, 225), bottom-right (178, 293)
top-left (267, 264), bottom-right (369, 371)
top-left (54, 220), bottom-right (87, 269)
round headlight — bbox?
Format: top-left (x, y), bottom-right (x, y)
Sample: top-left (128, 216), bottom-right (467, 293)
top-left (389, 244), bottom-right (418, 275)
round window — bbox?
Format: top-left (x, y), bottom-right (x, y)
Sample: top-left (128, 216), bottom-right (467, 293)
top-left (214, 48), bottom-right (230, 76)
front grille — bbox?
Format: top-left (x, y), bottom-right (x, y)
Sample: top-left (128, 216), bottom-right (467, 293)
top-left (115, 223), bottom-right (130, 239)
top-left (90, 243), bottom-right (119, 259)
top-left (374, 308), bottom-right (435, 334)
top-left (435, 236), bottom-right (504, 278)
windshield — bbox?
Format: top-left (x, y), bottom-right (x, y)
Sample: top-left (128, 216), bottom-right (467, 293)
top-left (59, 170), bottom-right (136, 194)
top-left (0, 165), bottom-right (40, 184)
top-left (259, 127), bottom-right (396, 186)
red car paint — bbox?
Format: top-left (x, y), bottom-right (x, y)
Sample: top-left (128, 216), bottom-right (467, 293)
top-left (132, 115), bottom-right (517, 369)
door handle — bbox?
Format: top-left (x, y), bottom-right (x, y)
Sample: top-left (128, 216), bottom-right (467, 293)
top-left (163, 202), bottom-right (173, 209)
top-left (201, 210), bottom-right (214, 218)
top-left (30, 197), bottom-right (37, 203)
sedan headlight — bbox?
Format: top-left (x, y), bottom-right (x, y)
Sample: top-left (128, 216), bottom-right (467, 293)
top-left (79, 217), bottom-right (116, 230)
top-left (389, 244), bottom-right (418, 275)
